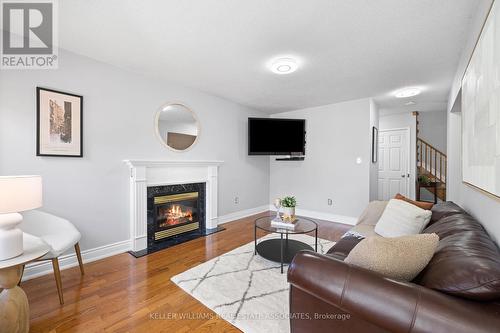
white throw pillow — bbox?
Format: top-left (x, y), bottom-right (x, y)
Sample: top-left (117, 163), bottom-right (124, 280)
top-left (374, 199), bottom-right (432, 237)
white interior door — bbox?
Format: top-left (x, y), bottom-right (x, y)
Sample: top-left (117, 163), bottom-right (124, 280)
top-left (378, 128), bottom-right (409, 200)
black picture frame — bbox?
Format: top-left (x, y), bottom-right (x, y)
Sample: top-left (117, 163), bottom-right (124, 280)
top-left (372, 126), bottom-right (378, 163)
top-left (36, 87), bottom-right (83, 157)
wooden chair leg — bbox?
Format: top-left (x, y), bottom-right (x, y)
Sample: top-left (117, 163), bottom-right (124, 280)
top-left (74, 243), bottom-right (84, 275)
top-left (51, 258), bottom-right (64, 305)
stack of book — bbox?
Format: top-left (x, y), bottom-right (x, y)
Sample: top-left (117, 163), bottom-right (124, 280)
top-left (271, 218), bottom-right (297, 230)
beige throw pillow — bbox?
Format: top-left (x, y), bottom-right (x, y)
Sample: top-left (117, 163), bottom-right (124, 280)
top-left (374, 199), bottom-right (432, 237)
top-left (345, 233), bottom-right (439, 281)
top-left (356, 201), bottom-right (388, 226)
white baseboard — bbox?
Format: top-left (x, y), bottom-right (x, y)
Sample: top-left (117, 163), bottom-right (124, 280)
top-left (21, 205), bottom-right (355, 281)
top-left (269, 205), bottom-right (357, 225)
top-left (22, 205), bottom-right (269, 281)
top-left (218, 205), bottom-right (270, 224)
top-left (22, 239), bottom-right (132, 281)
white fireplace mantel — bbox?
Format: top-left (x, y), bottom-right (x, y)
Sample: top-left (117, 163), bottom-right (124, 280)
top-left (124, 160), bottom-right (223, 252)
top-left (124, 160), bottom-right (224, 168)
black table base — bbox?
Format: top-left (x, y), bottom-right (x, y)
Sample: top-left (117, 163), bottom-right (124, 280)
top-left (254, 216), bottom-right (318, 274)
top-left (256, 239), bottom-right (313, 265)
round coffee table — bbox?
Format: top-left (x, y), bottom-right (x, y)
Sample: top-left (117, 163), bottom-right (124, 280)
top-left (254, 216), bottom-right (318, 273)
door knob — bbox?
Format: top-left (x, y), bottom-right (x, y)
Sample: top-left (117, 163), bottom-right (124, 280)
top-left (401, 174), bottom-right (406, 178)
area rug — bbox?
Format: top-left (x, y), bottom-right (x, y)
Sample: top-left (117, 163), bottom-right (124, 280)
top-left (171, 234), bottom-right (335, 333)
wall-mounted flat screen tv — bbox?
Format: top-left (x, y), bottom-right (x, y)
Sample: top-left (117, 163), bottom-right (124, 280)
top-left (248, 118), bottom-right (306, 155)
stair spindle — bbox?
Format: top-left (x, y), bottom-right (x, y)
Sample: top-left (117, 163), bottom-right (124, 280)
top-left (425, 143), bottom-right (428, 173)
top-left (430, 147), bottom-right (433, 180)
top-left (435, 152), bottom-right (438, 181)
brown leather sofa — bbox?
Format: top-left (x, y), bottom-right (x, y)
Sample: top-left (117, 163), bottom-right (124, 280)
top-left (288, 202), bottom-right (500, 333)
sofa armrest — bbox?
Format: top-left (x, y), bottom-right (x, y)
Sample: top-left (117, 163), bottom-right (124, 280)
top-left (288, 251), bottom-right (500, 333)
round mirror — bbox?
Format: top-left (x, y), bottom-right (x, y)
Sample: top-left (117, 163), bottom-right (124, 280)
top-left (155, 103), bottom-right (200, 151)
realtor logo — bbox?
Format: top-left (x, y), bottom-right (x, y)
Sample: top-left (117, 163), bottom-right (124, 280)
top-left (1, 0), bottom-right (58, 69)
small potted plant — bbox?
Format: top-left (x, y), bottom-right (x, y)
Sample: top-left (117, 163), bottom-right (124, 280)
top-left (418, 175), bottom-right (431, 186)
top-left (281, 196), bottom-right (297, 222)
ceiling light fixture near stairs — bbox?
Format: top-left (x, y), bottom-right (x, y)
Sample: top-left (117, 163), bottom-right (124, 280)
top-left (395, 87), bottom-right (422, 98)
top-left (268, 56), bottom-right (300, 74)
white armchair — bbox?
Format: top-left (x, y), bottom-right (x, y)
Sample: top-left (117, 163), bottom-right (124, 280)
top-left (19, 210), bottom-right (84, 305)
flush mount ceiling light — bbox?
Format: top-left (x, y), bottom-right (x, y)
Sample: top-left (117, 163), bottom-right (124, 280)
top-left (395, 87), bottom-right (422, 98)
top-left (268, 57), bottom-right (299, 74)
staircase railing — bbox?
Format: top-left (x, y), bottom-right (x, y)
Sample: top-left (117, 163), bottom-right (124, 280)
top-left (417, 138), bottom-right (447, 184)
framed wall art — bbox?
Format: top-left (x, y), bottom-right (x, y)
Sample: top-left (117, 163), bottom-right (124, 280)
top-left (461, 1), bottom-right (500, 198)
top-left (372, 126), bottom-right (378, 163)
top-left (37, 87), bottom-right (83, 157)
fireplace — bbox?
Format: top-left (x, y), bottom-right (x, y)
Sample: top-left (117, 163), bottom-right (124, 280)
top-left (147, 183), bottom-right (206, 252)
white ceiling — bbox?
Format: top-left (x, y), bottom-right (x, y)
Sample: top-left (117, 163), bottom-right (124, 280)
top-left (59, 0), bottom-right (489, 114)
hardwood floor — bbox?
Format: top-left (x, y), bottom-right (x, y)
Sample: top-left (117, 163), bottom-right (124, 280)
top-left (21, 212), bottom-right (350, 333)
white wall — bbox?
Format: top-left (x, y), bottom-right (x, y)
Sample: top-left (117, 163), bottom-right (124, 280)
top-left (419, 111), bottom-right (447, 152)
top-left (0, 50), bottom-right (270, 252)
top-left (447, 93), bottom-right (500, 244)
top-left (447, 96), bottom-right (463, 204)
top-left (448, 1), bottom-right (493, 111)
top-left (445, 0), bottom-right (500, 244)
top-left (269, 98), bottom-right (372, 223)
top-left (369, 100), bottom-right (380, 201)
top-left (379, 112), bottom-right (417, 199)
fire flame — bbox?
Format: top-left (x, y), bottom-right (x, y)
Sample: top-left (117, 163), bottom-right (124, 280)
top-left (164, 204), bottom-right (193, 225)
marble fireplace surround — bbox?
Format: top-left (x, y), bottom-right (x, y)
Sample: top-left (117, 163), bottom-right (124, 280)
top-left (124, 160), bottom-right (223, 252)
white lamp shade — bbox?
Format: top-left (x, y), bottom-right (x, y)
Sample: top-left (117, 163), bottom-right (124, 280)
top-left (0, 175), bottom-right (42, 213)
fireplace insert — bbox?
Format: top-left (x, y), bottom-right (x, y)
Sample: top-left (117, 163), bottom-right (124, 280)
top-left (154, 192), bottom-right (199, 239)
top-left (146, 183), bottom-right (206, 252)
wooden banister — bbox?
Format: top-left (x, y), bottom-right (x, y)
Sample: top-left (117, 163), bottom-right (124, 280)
top-left (417, 138), bottom-right (447, 184)
top-left (417, 138), bottom-right (446, 156)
